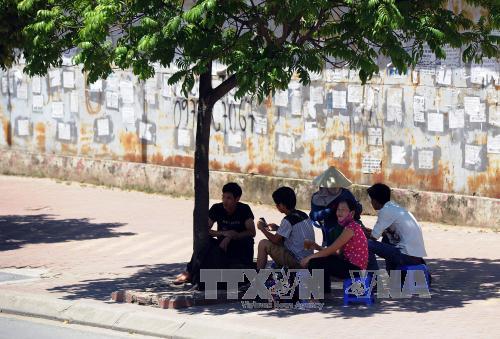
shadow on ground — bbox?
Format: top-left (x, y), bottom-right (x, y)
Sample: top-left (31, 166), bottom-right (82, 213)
top-left (49, 257), bottom-right (500, 317)
top-left (0, 214), bottom-right (134, 251)
top-left (48, 263), bottom-right (187, 300)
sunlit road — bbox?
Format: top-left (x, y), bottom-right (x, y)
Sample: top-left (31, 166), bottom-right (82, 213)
top-left (0, 314), bottom-right (156, 339)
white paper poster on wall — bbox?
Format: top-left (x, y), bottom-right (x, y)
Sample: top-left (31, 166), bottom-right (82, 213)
top-left (63, 71), bottom-right (75, 89)
top-left (310, 86), bottom-right (324, 105)
top-left (440, 88), bottom-right (459, 109)
top-left (347, 85), bottom-right (362, 103)
top-left (9, 74), bottom-right (15, 93)
top-left (464, 96), bottom-right (481, 119)
top-left (1, 76), bottom-right (8, 94)
top-left (120, 81), bottom-right (134, 104)
top-left (49, 70), bottom-right (61, 87)
top-left (436, 67), bottom-right (452, 85)
top-left (427, 113), bottom-right (444, 132)
top-left (364, 86), bottom-right (375, 111)
top-left (290, 88), bottom-right (302, 116)
top-left (106, 91), bottom-right (119, 109)
top-left (449, 109), bottom-right (465, 129)
top-left (144, 78), bottom-right (157, 105)
top-left (331, 90), bottom-right (347, 109)
top-left (227, 131), bottom-right (242, 148)
top-left (489, 105), bottom-right (500, 127)
top-left (362, 154), bottom-right (382, 173)
top-left (386, 88), bottom-right (403, 123)
top-left (177, 128), bottom-right (191, 147)
top-left (278, 134), bottom-right (295, 154)
top-left (138, 121), bottom-right (153, 141)
top-left (106, 76), bottom-right (119, 91)
top-left (212, 101), bottom-right (225, 126)
top-left (303, 121), bottom-right (319, 141)
top-left (121, 106), bottom-right (135, 124)
top-left (253, 116), bottom-right (267, 135)
top-left (96, 118), bottom-right (110, 136)
top-left (367, 127), bottom-right (383, 146)
top-left (274, 90), bottom-right (288, 107)
top-left (17, 119), bottom-right (30, 136)
top-left (468, 102), bottom-right (486, 123)
top-left (32, 95), bottom-right (44, 112)
top-left (413, 96), bottom-right (425, 123)
top-left (51, 101), bottom-right (64, 119)
top-left (70, 91), bottom-right (79, 113)
top-left (304, 101), bottom-right (317, 119)
top-left (57, 122), bottom-right (71, 141)
top-left (464, 144), bottom-right (482, 166)
top-left (16, 82), bottom-right (28, 100)
top-left (32, 76), bottom-right (42, 94)
top-left (418, 150), bottom-right (434, 169)
top-left (487, 135), bottom-right (500, 154)
top-left (331, 139), bottom-right (345, 158)
top-left (391, 145), bottom-right (407, 165)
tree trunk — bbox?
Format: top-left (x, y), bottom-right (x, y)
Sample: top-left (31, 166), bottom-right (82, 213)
top-left (192, 65), bottom-right (213, 253)
top-left (192, 63), bottom-right (237, 258)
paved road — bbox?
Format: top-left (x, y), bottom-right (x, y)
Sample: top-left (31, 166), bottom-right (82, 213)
top-left (0, 314), bottom-right (155, 339)
top-left (0, 175), bottom-right (499, 338)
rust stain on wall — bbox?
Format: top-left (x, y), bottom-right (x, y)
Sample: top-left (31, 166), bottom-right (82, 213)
top-left (80, 144), bottom-right (91, 156)
top-left (61, 144), bottom-right (77, 156)
top-left (387, 168), bottom-right (416, 188)
top-left (210, 160), bottom-right (223, 171)
top-left (120, 132), bottom-right (142, 163)
top-left (34, 123), bottom-right (46, 153)
top-left (162, 155), bottom-right (194, 168)
top-left (257, 163), bottom-right (273, 176)
top-left (467, 172), bottom-right (500, 199)
top-left (225, 161), bottom-right (241, 173)
top-left (420, 164), bottom-right (445, 192)
top-left (307, 144), bottom-right (315, 163)
top-left (371, 171), bottom-right (385, 184)
top-left (2, 119), bottom-right (12, 146)
top-left (150, 152), bottom-right (194, 168)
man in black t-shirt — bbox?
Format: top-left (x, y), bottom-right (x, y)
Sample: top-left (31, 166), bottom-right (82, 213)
top-left (174, 182), bottom-right (256, 286)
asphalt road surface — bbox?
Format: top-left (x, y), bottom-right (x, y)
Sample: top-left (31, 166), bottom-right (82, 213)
top-left (0, 313), bottom-right (156, 339)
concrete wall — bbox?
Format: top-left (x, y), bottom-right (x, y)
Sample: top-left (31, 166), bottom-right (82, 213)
top-left (1, 51), bottom-right (498, 197)
top-left (0, 149), bottom-right (498, 228)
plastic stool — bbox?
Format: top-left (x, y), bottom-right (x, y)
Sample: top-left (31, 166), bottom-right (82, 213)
top-left (343, 273), bottom-right (374, 306)
top-left (400, 264), bottom-right (430, 295)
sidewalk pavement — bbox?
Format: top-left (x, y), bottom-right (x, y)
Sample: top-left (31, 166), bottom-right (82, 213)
top-left (1, 175), bottom-right (499, 338)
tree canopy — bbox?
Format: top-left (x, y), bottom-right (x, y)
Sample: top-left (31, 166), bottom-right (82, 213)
top-left (3, 0), bottom-right (498, 101)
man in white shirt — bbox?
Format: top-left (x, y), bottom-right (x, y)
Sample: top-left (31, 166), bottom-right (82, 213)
top-left (366, 183), bottom-right (427, 271)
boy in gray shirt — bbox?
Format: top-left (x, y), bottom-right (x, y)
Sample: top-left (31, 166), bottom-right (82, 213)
top-left (256, 187), bottom-right (315, 269)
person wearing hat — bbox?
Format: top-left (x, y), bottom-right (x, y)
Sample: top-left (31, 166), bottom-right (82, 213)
top-left (310, 166), bottom-right (363, 247)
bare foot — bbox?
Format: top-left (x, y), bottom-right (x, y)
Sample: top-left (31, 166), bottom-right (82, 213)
top-left (172, 271), bottom-right (191, 285)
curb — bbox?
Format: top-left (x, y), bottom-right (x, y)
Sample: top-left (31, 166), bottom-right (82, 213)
top-left (0, 291), bottom-right (276, 339)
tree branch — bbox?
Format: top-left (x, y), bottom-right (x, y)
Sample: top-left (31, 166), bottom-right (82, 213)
top-left (209, 73), bottom-right (237, 105)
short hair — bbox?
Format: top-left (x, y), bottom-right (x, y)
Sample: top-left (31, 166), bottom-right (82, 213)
top-left (367, 183), bottom-right (391, 205)
top-left (222, 182), bottom-right (242, 199)
top-left (337, 199), bottom-right (356, 212)
top-left (272, 186), bottom-right (296, 210)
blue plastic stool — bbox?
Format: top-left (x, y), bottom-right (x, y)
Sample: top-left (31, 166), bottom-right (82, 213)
top-left (400, 264), bottom-right (430, 295)
top-left (343, 273), bottom-right (375, 306)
